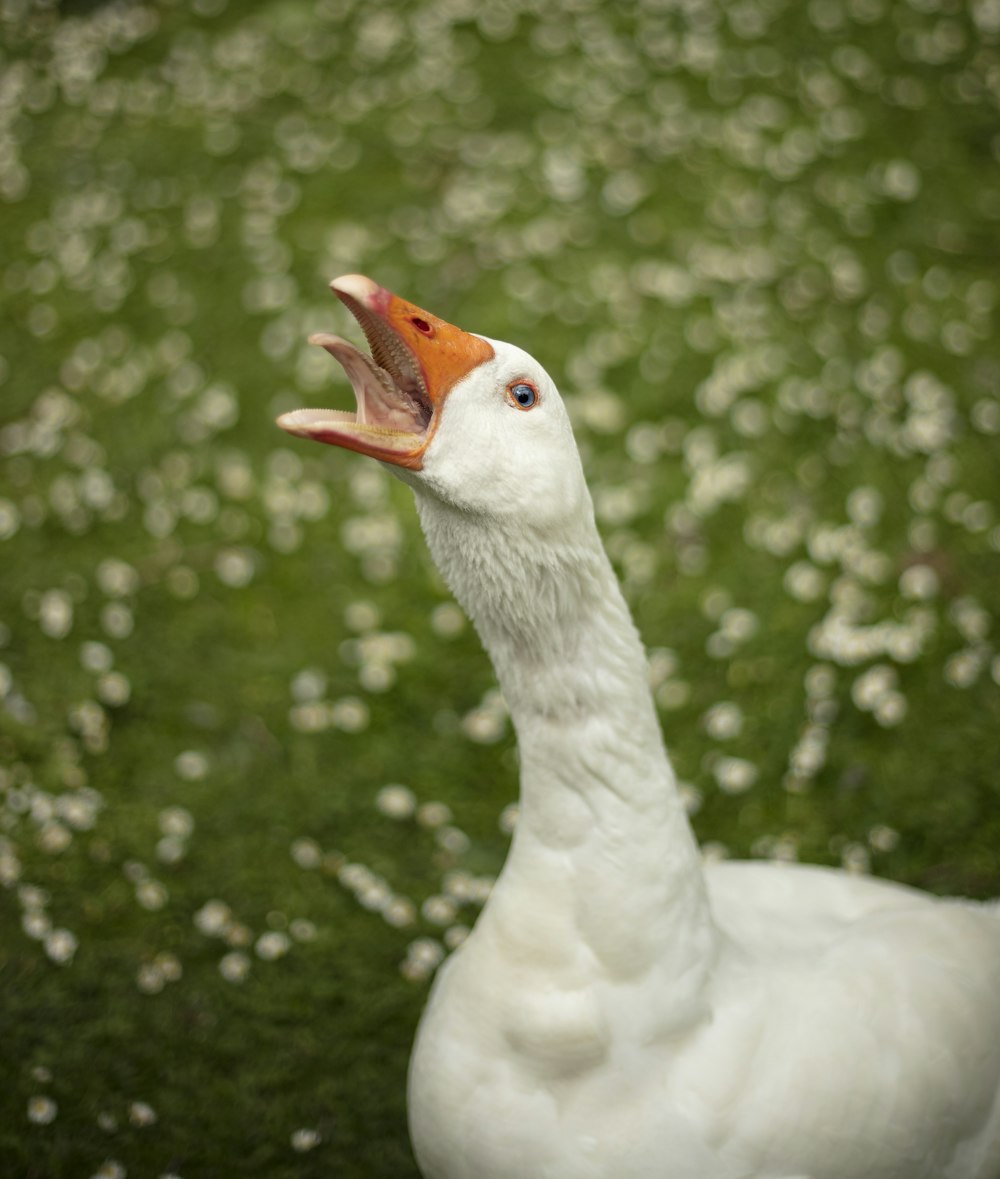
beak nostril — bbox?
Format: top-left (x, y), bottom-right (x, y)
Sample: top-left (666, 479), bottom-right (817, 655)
top-left (411, 316), bottom-right (433, 336)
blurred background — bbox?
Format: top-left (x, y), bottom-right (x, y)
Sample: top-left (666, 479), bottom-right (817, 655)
top-left (1, 0), bottom-right (999, 1174)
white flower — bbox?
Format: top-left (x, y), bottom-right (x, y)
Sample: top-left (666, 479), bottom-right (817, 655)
top-left (194, 900), bottom-right (232, 937)
top-left (898, 563), bottom-right (939, 601)
top-left (135, 880), bottom-right (168, 911)
top-left (421, 896), bottom-right (458, 926)
top-left (375, 784), bottom-right (416, 820)
top-left (44, 928), bottom-right (78, 965)
top-left (382, 898), bottom-right (416, 928)
top-left (219, 951), bottom-right (251, 983)
top-left (713, 757), bottom-right (759, 795)
top-left (851, 664), bottom-right (897, 711)
top-left (128, 1101), bottom-right (157, 1127)
top-left (416, 801), bottom-right (452, 829)
top-left (158, 807), bottom-right (194, 838)
top-left (91, 1162), bottom-right (126, 1179)
top-left (784, 561), bottom-right (825, 602)
top-left (174, 751), bottom-right (209, 780)
top-left (291, 1128), bottom-right (322, 1152)
top-left (329, 696), bottom-right (369, 732)
top-left (290, 838), bottom-right (322, 868)
top-left (702, 702), bottom-right (744, 740)
top-left (255, 931), bottom-right (291, 961)
top-left (27, 1095), bottom-right (58, 1125)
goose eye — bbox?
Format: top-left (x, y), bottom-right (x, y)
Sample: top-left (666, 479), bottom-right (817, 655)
top-left (508, 382), bottom-right (538, 410)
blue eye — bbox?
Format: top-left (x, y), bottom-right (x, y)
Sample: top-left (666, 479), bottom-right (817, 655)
top-left (509, 382), bottom-right (538, 410)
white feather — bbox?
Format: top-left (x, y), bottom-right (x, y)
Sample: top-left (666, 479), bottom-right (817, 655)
top-left (389, 338), bottom-right (1000, 1179)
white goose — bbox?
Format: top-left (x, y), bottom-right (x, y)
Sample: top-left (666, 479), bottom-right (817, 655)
top-left (278, 275), bottom-right (1000, 1179)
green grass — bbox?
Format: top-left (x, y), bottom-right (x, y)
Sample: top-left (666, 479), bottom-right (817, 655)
top-left (1, 0), bottom-right (999, 1175)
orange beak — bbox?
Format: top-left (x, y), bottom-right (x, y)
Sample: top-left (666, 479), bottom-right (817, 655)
top-left (276, 275), bottom-right (494, 470)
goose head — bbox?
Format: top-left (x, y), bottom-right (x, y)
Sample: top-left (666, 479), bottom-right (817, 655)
top-left (277, 275), bottom-right (590, 529)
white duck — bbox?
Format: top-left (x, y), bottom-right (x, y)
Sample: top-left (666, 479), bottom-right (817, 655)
top-left (278, 275), bottom-right (1000, 1179)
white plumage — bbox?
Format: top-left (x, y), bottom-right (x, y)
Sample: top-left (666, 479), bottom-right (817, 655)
top-left (279, 275), bottom-right (1000, 1179)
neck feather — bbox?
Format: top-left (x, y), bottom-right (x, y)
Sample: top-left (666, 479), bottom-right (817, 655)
top-left (415, 492), bottom-right (717, 995)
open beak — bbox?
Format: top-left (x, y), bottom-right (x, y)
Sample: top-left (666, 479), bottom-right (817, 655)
top-left (276, 275), bottom-right (494, 470)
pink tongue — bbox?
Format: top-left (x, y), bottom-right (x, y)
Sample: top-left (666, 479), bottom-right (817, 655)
top-left (308, 333), bottom-right (420, 432)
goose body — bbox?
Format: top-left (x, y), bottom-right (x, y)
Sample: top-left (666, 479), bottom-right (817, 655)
top-left (279, 276), bottom-right (1000, 1179)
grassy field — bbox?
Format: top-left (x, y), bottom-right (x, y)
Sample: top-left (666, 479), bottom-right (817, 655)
top-left (2, 0), bottom-right (999, 1175)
